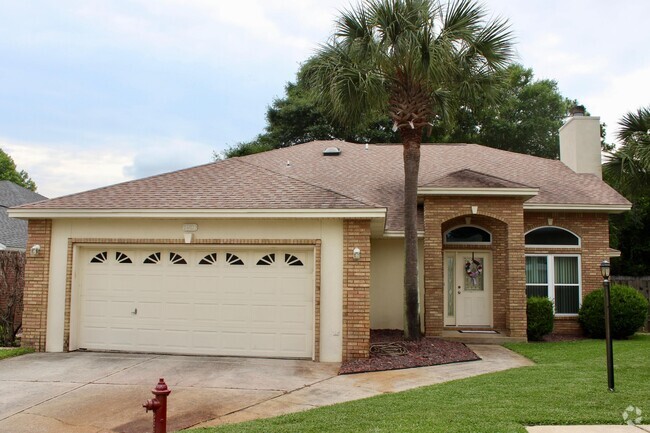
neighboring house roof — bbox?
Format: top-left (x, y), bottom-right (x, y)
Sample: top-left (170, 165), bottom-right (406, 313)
top-left (12, 141), bottom-right (630, 232)
top-left (0, 181), bottom-right (47, 249)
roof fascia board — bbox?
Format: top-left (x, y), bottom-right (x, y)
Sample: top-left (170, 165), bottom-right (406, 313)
top-left (524, 204), bottom-right (631, 213)
top-left (7, 208), bottom-right (387, 220)
top-left (417, 187), bottom-right (539, 197)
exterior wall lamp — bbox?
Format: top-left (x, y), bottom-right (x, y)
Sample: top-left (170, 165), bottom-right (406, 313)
top-left (352, 247), bottom-right (361, 261)
top-left (600, 260), bottom-right (614, 392)
top-left (183, 223), bottom-right (198, 244)
top-left (30, 244), bottom-right (41, 257)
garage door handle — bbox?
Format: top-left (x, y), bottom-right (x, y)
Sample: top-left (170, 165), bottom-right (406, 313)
top-left (132, 308), bottom-right (138, 315)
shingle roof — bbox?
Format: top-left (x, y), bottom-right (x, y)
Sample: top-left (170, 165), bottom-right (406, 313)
top-left (0, 181), bottom-right (47, 249)
top-left (15, 141), bottom-right (630, 231)
top-left (422, 169), bottom-right (534, 189)
top-left (15, 158), bottom-right (372, 210)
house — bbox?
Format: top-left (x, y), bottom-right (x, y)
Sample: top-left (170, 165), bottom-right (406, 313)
top-left (0, 181), bottom-right (46, 251)
top-left (9, 112), bottom-right (630, 362)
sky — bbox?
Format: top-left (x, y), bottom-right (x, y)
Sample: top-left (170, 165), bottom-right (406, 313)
top-left (1, 0), bottom-right (649, 198)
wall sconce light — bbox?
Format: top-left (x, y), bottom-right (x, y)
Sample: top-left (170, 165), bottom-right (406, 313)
top-left (352, 247), bottom-right (361, 261)
top-left (183, 223), bottom-right (198, 244)
top-left (30, 244), bottom-right (41, 257)
top-left (471, 205), bottom-right (478, 215)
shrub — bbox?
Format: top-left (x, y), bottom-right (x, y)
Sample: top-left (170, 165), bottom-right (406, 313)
top-left (527, 296), bottom-right (554, 341)
top-left (579, 284), bottom-right (649, 339)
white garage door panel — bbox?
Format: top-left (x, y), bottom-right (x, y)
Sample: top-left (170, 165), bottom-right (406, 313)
top-left (77, 247), bottom-right (314, 358)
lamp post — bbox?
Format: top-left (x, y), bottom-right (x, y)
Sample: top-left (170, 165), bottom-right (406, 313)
top-left (600, 260), bottom-right (614, 392)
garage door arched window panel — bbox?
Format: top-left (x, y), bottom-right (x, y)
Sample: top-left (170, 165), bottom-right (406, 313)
top-left (256, 253), bottom-right (275, 266)
top-left (143, 252), bottom-right (161, 264)
top-left (90, 251), bottom-right (108, 264)
top-left (115, 252), bottom-right (132, 264)
top-left (525, 226), bottom-right (580, 247)
top-left (285, 253), bottom-right (304, 266)
top-left (444, 226), bottom-right (492, 244)
top-left (199, 253), bottom-right (217, 265)
top-left (169, 252), bottom-right (187, 265)
top-left (226, 252), bottom-right (244, 266)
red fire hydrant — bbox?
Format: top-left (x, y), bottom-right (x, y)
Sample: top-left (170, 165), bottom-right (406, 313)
top-left (143, 378), bottom-right (172, 433)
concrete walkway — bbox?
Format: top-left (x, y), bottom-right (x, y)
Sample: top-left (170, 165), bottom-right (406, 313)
top-left (0, 345), bottom-right (531, 432)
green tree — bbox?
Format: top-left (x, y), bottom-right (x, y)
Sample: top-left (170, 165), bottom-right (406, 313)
top-left (0, 149), bottom-right (36, 191)
top-left (223, 63), bottom-right (577, 160)
top-left (221, 79), bottom-right (399, 158)
top-left (604, 106), bottom-right (650, 276)
top-left (304, 0), bottom-right (513, 339)
top-left (437, 64), bottom-right (573, 158)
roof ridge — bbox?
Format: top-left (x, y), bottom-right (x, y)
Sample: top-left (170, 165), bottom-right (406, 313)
top-left (442, 168), bottom-right (536, 188)
top-left (234, 158), bottom-right (380, 208)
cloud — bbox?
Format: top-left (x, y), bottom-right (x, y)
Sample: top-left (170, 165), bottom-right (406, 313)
top-left (1, 136), bottom-right (214, 198)
top-left (123, 138), bottom-right (214, 179)
top-left (1, 138), bottom-right (134, 198)
top-left (583, 65), bottom-right (650, 145)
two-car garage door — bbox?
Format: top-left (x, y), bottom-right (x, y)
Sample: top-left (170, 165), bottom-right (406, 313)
top-left (76, 246), bottom-right (314, 358)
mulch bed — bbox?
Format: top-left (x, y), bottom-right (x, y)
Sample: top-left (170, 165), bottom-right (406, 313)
top-left (339, 329), bottom-right (481, 375)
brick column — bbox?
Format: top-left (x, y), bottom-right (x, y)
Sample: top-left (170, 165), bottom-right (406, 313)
top-left (22, 219), bottom-right (52, 351)
top-left (342, 219), bottom-right (371, 360)
top-left (507, 210), bottom-right (527, 338)
top-left (423, 197), bottom-right (444, 336)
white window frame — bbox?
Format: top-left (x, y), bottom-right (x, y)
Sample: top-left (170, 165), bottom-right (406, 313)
top-left (525, 254), bottom-right (582, 316)
top-left (524, 226), bottom-right (581, 248)
top-left (444, 225), bottom-right (492, 245)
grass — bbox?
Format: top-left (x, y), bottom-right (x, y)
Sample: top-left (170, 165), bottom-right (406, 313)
top-left (0, 347), bottom-right (34, 360)
top-left (186, 335), bottom-right (650, 433)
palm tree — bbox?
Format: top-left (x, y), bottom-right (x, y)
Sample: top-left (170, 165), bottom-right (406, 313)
top-left (305, 0), bottom-right (513, 339)
top-left (603, 106), bottom-right (650, 199)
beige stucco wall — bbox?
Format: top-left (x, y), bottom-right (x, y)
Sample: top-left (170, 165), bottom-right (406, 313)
top-left (46, 218), bottom-right (344, 362)
top-left (369, 238), bottom-right (424, 330)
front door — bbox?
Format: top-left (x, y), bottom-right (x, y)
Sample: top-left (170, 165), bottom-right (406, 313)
top-left (444, 251), bottom-right (492, 327)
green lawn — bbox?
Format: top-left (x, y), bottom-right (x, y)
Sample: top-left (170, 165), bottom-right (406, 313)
top-left (0, 347), bottom-right (33, 360)
top-left (187, 335), bottom-right (650, 433)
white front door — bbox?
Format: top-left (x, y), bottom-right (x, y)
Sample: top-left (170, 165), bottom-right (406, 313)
top-left (444, 251), bottom-right (492, 327)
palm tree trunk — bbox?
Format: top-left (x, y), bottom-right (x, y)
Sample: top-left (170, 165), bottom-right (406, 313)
top-left (402, 127), bottom-right (422, 340)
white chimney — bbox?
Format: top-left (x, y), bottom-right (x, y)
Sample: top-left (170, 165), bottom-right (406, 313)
top-left (559, 106), bottom-right (602, 178)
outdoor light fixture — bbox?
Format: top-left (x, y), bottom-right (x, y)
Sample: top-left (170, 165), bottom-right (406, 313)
top-left (183, 223), bottom-right (198, 244)
top-left (30, 244), bottom-right (41, 257)
top-left (600, 259), bottom-right (614, 391)
top-left (352, 247), bottom-right (361, 261)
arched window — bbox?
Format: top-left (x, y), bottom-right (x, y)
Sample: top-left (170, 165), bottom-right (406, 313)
top-left (525, 227), bottom-right (580, 247)
top-left (444, 226), bottom-right (491, 244)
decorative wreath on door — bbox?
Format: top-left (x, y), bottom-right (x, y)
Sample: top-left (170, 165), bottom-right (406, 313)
top-left (465, 259), bottom-right (483, 286)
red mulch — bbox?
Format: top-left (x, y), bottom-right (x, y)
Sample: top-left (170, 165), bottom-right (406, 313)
top-left (339, 329), bottom-right (480, 375)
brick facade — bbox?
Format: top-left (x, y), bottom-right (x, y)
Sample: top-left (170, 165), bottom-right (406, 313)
top-left (342, 219), bottom-right (371, 360)
top-left (423, 196), bottom-right (528, 338)
top-left (21, 219), bottom-right (52, 351)
top-left (524, 212), bottom-right (610, 335)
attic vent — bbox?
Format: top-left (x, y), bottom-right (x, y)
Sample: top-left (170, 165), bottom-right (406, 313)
top-left (323, 147), bottom-right (341, 156)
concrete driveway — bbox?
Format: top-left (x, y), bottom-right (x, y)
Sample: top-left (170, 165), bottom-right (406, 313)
top-left (0, 345), bottom-right (532, 432)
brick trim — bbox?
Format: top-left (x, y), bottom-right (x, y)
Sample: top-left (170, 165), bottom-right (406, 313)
top-left (22, 219), bottom-right (52, 351)
top-left (64, 238), bottom-right (322, 360)
top-left (342, 219), bottom-right (371, 360)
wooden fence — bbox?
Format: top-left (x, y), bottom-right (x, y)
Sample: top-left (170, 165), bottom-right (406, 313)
top-left (611, 276), bottom-right (650, 332)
